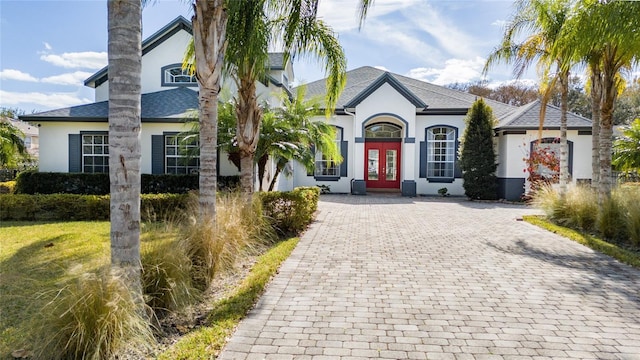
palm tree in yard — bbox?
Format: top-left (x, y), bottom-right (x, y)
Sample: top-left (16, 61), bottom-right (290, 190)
top-left (187, 0), bottom-right (374, 209)
top-left (484, 0), bottom-right (573, 195)
top-left (257, 87), bottom-right (342, 191)
top-left (224, 0), bottom-right (346, 195)
top-left (557, 0), bottom-right (640, 202)
top-left (107, 0), bottom-right (143, 297)
top-left (0, 120), bottom-right (29, 169)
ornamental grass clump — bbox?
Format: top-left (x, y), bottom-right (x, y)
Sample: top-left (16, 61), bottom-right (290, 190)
top-left (616, 187), bottom-right (640, 246)
top-left (532, 184), bottom-right (567, 221)
top-left (181, 192), bottom-right (274, 291)
top-left (141, 232), bottom-right (201, 316)
top-left (32, 268), bottom-right (154, 360)
top-left (563, 185), bottom-right (598, 231)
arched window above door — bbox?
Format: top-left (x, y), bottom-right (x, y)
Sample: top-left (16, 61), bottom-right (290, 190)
top-left (365, 123), bottom-right (402, 139)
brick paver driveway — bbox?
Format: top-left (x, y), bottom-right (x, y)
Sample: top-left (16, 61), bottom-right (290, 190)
top-left (220, 195), bottom-right (640, 360)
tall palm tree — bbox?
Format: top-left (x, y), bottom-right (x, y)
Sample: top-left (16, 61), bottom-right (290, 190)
top-left (224, 0), bottom-right (346, 194)
top-left (190, 0), bottom-right (228, 220)
top-left (484, 0), bottom-right (573, 195)
top-left (107, 0), bottom-right (143, 297)
top-left (558, 0), bottom-right (640, 202)
top-left (0, 120), bottom-right (29, 168)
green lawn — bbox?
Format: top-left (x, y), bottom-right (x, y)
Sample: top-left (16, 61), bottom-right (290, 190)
top-left (523, 215), bottom-right (640, 268)
top-left (0, 221), bottom-right (112, 357)
top-left (0, 221), bottom-right (299, 359)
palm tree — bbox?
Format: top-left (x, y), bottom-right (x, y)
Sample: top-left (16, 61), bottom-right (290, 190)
top-left (189, 0), bottom-right (228, 220)
top-left (484, 0), bottom-right (573, 195)
top-left (0, 120), bottom-right (29, 169)
top-left (258, 86), bottom-right (342, 191)
top-left (557, 0), bottom-right (640, 202)
top-left (613, 118), bottom-right (640, 177)
top-left (186, 0), bottom-right (372, 212)
top-left (223, 0), bottom-right (346, 194)
top-left (107, 0), bottom-right (143, 297)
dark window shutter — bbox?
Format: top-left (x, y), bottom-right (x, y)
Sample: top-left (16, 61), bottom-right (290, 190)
top-left (307, 144), bottom-right (315, 176)
top-left (419, 141), bottom-right (426, 178)
top-left (68, 134), bottom-right (81, 173)
top-left (340, 141), bottom-right (348, 177)
top-left (454, 139), bottom-right (462, 178)
top-left (151, 135), bottom-right (164, 174)
top-left (568, 140), bottom-right (573, 175)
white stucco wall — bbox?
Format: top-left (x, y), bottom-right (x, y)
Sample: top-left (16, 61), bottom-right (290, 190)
top-left (37, 121), bottom-right (189, 173)
top-left (291, 114), bottom-right (354, 193)
top-left (94, 29), bottom-right (193, 102)
top-left (498, 129), bottom-right (592, 183)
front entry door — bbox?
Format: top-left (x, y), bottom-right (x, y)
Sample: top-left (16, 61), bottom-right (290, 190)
top-left (365, 141), bottom-right (401, 189)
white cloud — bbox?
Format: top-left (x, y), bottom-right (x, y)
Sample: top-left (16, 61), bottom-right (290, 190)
top-left (318, 0), bottom-right (422, 31)
top-left (40, 51), bottom-right (107, 70)
top-left (361, 20), bottom-right (444, 65)
top-left (406, 57), bottom-right (486, 85)
top-left (0, 69), bottom-right (39, 82)
top-left (401, 3), bottom-right (479, 59)
top-left (491, 19), bottom-right (507, 28)
top-left (486, 78), bottom-right (538, 89)
top-left (43, 42), bottom-right (52, 50)
top-left (41, 71), bottom-right (94, 86)
top-left (0, 90), bottom-right (92, 109)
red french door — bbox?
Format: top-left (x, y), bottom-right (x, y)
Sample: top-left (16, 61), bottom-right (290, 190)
top-left (365, 141), bottom-right (401, 189)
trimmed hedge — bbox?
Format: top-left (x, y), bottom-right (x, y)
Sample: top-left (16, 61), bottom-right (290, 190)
top-left (1, 187), bottom-right (320, 234)
top-left (259, 187), bottom-right (320, 235)
top-left (0, 181), bottom-right (16, 194)
top-left (0, 193), bottom-right (190, 221)
top-left (14, 171), bottom-right (240, 195)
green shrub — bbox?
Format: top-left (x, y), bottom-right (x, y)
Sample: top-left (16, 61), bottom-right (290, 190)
top-left (260, 187), bottom-right (320, 235)
top-left (141, 233), bottom-right (201, 316)
top-left (33, 269), bottom-right (155, 360)
top-left (0, 181), bottom-right (16, 194)
top-left (0, 194), bottom-right (189, 221)
top-left (14, 171), bottom-right (240, 195)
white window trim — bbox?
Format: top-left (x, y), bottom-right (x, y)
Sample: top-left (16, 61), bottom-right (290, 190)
top-left (314, 127), bottom-right (341, 178)
top-left (165, 134), bottom-right (200, 174)
top-left (82, 133), bottom-right (109, 174)
top-left (426, 127), bottom-right (455, 179)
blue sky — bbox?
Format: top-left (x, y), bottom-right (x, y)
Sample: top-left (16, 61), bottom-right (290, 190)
top-left (0, 0), bottom-right (528, 113)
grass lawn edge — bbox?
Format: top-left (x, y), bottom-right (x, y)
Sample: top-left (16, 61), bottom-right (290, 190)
top-left (523, 215), bottom-right (640, 269)
top-left (157, 237), bottom-right (300, 360)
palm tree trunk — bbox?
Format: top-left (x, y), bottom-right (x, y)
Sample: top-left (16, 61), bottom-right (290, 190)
top-left (236, 76), bottom-right (262, 195)
top-left (268, 164), bottom-right (283, 192)
top-left (559, 71), bottom-right (569, 195)
top-left (599, 47), bottom-right (617, 203)
top-left (590, 66), bottom-right (602, 190)
top-left (192, 0), bottom-right (228, 220)
top-left (257, 154), bottom-right (268, 191)
top-left (107, 0), bottom-right (142, 298)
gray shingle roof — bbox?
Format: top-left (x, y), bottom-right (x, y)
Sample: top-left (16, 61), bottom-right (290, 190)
top-left (301, 66), bottom-right (517, 118)
top-left (496, 99), bottom-right (592, 129)
top-left (268, 53), bottom-right (285, 70)
top-left (20, 87), bottom-right (198, 122)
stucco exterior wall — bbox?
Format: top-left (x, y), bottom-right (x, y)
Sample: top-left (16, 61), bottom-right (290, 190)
top-left (38, 121), bottom-right (188, 173)
top-left (95, 30), bottom-right (193, 102)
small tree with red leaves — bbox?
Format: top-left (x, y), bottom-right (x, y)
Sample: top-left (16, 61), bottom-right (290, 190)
top-left (523, 138), bottom-right (560, 198)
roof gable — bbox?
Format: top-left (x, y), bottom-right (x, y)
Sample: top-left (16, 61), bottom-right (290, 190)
top-left (85, 16), bottom-right (193, 88)
top-left (301, 66), bottom-right (516, 117)
top-left (344, 72), bottom-right (427, 109)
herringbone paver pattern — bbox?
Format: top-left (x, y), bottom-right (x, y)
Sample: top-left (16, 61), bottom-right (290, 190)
top-left (219, 195), bottom-right (640, 359)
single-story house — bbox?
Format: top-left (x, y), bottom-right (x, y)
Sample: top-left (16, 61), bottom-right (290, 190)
top-left (21, 17), bottom-right (593, 200)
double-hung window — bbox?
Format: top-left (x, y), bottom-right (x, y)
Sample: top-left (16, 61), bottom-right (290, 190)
top-left (82, 133), bottom-right (109, 173)
top-left (314, 127), bottom-right (342, 177)
top-left (427, 127), bottom-right (456, 179)
top-left (165, 134), bottom-right (199, 174)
